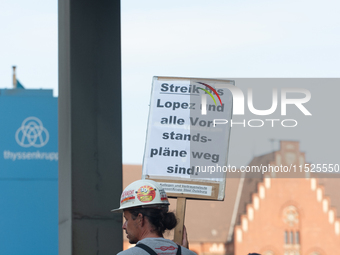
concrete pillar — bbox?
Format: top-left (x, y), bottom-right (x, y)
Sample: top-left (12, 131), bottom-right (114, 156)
top-left (59, 0), bottom-right (122, 254)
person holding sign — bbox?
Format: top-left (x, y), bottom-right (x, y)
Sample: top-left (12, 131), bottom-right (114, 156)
top-left (112, 179), bottom-right (196, 255)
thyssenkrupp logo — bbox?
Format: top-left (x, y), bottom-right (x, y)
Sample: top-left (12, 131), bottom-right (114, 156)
top-left (15, 117), bottom-right (49, 148)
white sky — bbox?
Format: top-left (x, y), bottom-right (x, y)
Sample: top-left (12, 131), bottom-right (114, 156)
top-left (0, 0), bottom-right (339, 166)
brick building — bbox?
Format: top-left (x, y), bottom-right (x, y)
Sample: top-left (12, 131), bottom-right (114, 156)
top-left (122, 141), bottom-right (340, 255)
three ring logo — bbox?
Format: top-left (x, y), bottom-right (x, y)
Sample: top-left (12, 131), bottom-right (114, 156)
top-left (15, 117), bottom-right (49, 148)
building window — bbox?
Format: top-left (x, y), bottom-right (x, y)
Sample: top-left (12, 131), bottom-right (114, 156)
top-left (283, 206), bottom-right (299, 226)
top-left (283, 206), bottom-right (300, 255)
top-left (290, 231), bottom-right (294, 244)
top-left (285, 231), bottom-right (288, 244)
top-left (295, 231), bottom-right (300, 244)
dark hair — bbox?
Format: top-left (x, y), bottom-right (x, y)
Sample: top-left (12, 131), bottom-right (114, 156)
top-left (129, 207), bottom-right (177, 235)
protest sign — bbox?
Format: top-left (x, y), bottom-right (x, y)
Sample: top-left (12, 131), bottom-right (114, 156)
top-left (142, 77), bottom-right (234, 201)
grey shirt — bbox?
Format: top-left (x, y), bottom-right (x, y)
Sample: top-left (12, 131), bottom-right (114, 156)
top-left (117, 237), bottom-right (196, 255)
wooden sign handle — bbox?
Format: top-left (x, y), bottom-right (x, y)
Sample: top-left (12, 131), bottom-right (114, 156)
top-left (173, 197), bottom-right (186, 245)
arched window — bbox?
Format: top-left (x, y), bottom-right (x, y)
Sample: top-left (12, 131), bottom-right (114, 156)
top-left (295, 231), bottom-right (300, 244)
top-left (290, 231), bottom-right (294, 244)
top-left (283, 206), bottom-right (299, 227)
top-left (282, 206), bottom-right (300, 255)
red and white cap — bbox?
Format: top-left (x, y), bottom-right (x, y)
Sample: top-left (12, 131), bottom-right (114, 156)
top-left (111, 179), bottom-right (170, 213)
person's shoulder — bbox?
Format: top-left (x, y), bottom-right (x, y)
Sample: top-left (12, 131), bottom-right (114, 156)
top-left (117, 238), bottom-right (197, 255)
top-left (141, 238), bottom-right (197, 255)
top-left (116, 246), bottom-right (148, 255)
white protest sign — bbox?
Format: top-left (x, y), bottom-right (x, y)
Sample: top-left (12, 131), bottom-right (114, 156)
top-left (142, 77), bottom-right (233, 200)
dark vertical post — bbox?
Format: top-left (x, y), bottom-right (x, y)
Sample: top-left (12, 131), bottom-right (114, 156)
top-left (59, 0), bottom-right (122, 254)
